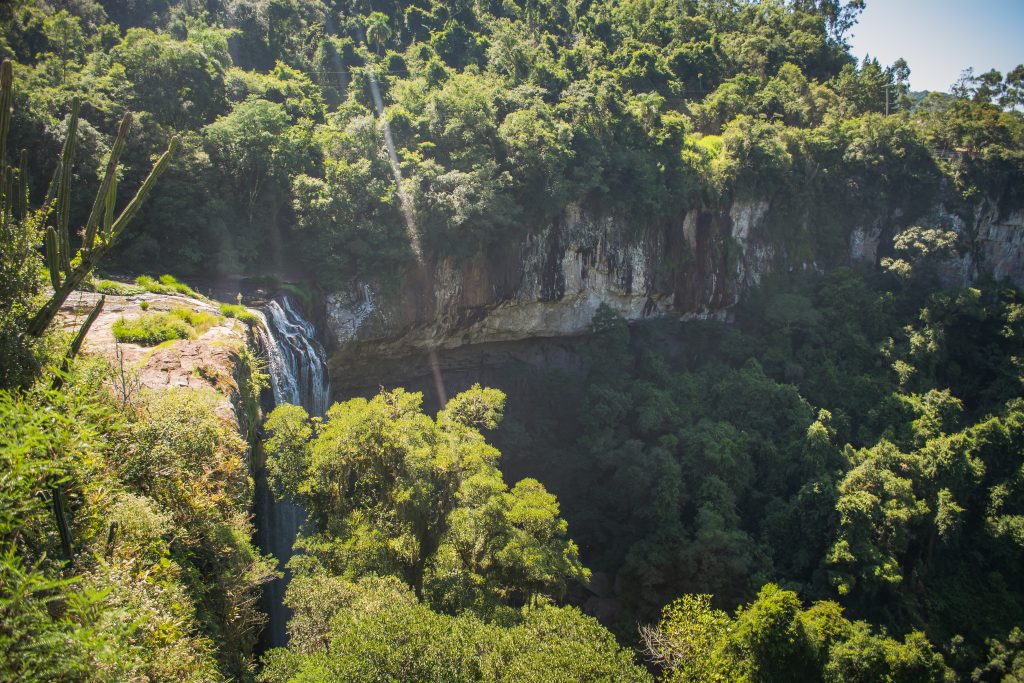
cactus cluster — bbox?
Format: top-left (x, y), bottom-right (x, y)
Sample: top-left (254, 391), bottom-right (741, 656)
top-left (1, 58), bottom-right (178, 565)
top-left (0, 58), bottom-right (179, 339)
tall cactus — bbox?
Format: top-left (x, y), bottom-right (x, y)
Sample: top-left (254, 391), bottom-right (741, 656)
top-left (0, 57), bottom-right (178, 565)
top-left (0, 59), bottom-right (179, 339)
top-left (0, 60), bottom-right (11, 179)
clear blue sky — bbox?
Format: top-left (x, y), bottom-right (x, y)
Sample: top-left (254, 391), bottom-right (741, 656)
top-left (846, 0), bottom-right (1023, 93)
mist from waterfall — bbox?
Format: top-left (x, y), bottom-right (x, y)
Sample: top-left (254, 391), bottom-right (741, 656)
top-left (252, 295), bottom-right (330, 649)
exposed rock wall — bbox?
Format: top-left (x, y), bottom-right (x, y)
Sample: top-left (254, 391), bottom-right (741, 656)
top-left (326, 198), bottom-right (1024, 370)
top-left (327, 201), bottom-right (763, 358)
top-left (964, 202), bottom-right (1024, 285)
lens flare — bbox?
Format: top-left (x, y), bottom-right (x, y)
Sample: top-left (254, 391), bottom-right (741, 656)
top-left (342, 21), bottom-right (447, 405)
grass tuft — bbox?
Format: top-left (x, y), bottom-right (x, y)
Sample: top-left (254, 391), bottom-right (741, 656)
top-left (93, 279), bottom-right (145, 296)
top-left (112, 313), bottom-right (192, 345)
top-left (219, 303), bottom-right (260, 326)
top-left (135, 274), bottom-right (203, 299)
top-left (112, 307), bottom-right (223, 346)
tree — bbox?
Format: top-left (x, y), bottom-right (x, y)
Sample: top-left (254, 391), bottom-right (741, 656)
top-left (263, 385), bottom-right (587, 606)
top-left (641, 594), bottom-right (731, 681)
top-left (826, 441), bottom-right (930, 599)
top-left (204, 97), bottom-right (296, 224)
top-left (105, 27), bottom-right (228, 128)
top-left (364, 11), bottom-right (392, 57)
top-left (261, 575), bottom-right (652, 683)
top-left (0, 58), bottom-right (177, 383)
top-left (974, 627), bottom-right (1024, 682)
top-left (643, 585), bottom-right (950, 682)
top-left (717, 583), bottom-right (821, 682)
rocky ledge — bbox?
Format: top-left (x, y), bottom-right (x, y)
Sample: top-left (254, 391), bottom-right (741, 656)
top-left (57, 289), bottom-right (254, 427)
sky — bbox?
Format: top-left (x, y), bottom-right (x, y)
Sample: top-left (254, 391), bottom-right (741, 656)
top-left (846, 0), bottom-right (1024, 93)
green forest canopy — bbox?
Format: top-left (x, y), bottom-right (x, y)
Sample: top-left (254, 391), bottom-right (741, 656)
top-left (2, 0), bottom-right (1021, 286)
top-left (1, 0), bottom-right (1024, 681)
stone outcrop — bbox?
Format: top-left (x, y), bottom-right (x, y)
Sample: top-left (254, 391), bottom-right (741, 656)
top-left (322, 196), bottom-right (1024, 386)
top-left (57, 290), bottom-right (253, 426)
top-left (959, 202), bottom-right (1024, 286)
top-left (327, 200), bottom-right (771, 359)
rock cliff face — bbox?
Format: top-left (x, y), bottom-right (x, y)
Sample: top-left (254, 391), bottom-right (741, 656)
top-left (327, 200), bottom-right (768, 358)
top-left (325, 198), bottom-right (1024, 370)
top-left (849, 200), bottom-right (1024, 288)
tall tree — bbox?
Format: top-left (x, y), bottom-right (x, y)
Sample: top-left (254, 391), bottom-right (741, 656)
top-left (264, 385), bottom-right (587, 607)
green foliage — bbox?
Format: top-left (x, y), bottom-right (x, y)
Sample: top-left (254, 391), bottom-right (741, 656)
top-left (0, 52), bottom-right (175, 386)
top-left (219, 303), bottom-right (259, 325)
top-left (0, 57), bottom-right (178, 342)
top-left (7, 0), bottom-right (1010, 285)
top-left (264, 385), bottom-right (587, 609)
top-left (105, 27), bottom-right (227, 129)
top-left (640, 594), bottom-right (730, 681)
top-left (0, 359), bottom-right (275, 680)
top-left (112, 387), bottom-right (277, 677)
top-left (2, 1), bottom-right (1022, 678)
top-left (499, 270), bottom-right (1023, 673)
top-left (261, 386), bottom-right (651, 678)
top-left (112, 310), bottom-right (192, 345)
top-left (91, 278), bottom-right (145, 296)
top-left (260, 575), bottom-right (651, 683)
top-left (0, 389), bottom-right (111, 681)
top-left (973, 627), bottom-right (1024, 682)
top-left (134, 274), bottom-right (202, 298)
top-left (0, 166), bottom-right (44, 387)
top-left (111, 306), bottom-right (221, 345)
top-left (881, 226), bottom-right (960, 282)
top-left (645, 584), bottom-right (950, 682)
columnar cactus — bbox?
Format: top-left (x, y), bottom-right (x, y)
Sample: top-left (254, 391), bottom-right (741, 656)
top-left (0, 59), bottom-right (179, 338)
top-left (0, 57), bottom-right (178, 564)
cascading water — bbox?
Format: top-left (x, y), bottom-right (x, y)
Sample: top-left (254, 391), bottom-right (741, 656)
top-left (252, 294), bottom-right (330, 648)
top-left (257, 297), bottom-right (330, 415)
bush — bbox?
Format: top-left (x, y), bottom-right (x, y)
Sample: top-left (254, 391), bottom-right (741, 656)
top-left (219, 303), bottom-right (259, 325)
top-left (168, 307), bottom-right (221, 334)
top-left (93, 279), bottom-right (146, 296)
top-left (0, 337), bottom-right (272, 680)
top-left (111, 307), bottom-right (221, 345)
top-left (112, 313), bottom-right (193, 345)
top-left (115, 388), bottom-right (277, 674)
top-left (0, 386), bottom-right (135, 680)
top-left (260, 576), bottom-right (651, 683)
top-left (135, 274), bottom-right (203, 299)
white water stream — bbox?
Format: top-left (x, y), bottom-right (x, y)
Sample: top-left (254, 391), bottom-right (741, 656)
top-left (252, 294), bottom-right (330, 648)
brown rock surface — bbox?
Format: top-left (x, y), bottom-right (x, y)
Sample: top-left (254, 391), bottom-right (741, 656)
top-left (57, 289), bottom-right (253, 426)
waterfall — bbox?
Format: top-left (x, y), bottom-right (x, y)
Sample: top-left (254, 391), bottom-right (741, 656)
top-left (252, 294), bottom-right (330, 649)
top-left (256, 297), bottom-right (330, 415)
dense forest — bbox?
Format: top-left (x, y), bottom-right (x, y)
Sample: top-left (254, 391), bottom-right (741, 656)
top-left (1, 0), bottom-right (1023, 681)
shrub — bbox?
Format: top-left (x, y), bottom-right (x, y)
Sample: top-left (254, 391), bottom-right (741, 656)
top-left (115, 389), bottom-right (277, 673)
top-left (168, 307), bottom-right (221, 335)
top-left (94, 279), bottom-right (146, 296)
top-left (135, 274), bottom-right (203, 299)
top-left (280, 282), bottom-right (313, 309)
top-left (106, 493), bottom-right (172, 564)
top-left (112, 313), bottom-right (193, 345)
top-left (112, 307), bottom-right (222, 346)
top-left (219, 303), bottom-right (260, 326)
top-left (139, 301), bottom-right (149, 311)
top-left (0, 387), bottom-right (132, 680)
